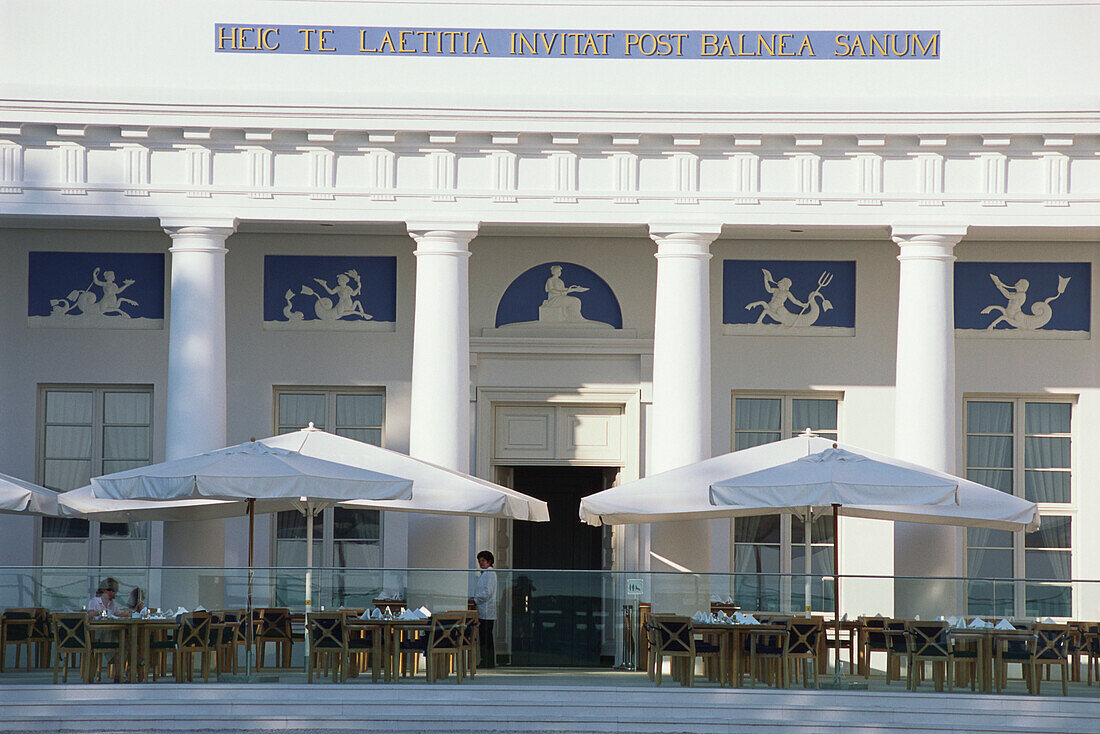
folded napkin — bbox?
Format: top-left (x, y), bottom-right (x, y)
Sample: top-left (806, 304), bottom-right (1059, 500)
top-left (370, 608), bottom-right (383, 620)
top-left (995, 619), bottom-right (1015, 631)
top-left (735, 613), bottom-right (760, 625)
top-left (967, 617), bottom-right (990, 629)
top-left (194, 605), bottom-right (207, 612)
top-left (175, 606), bottom-right (189, 616)
top-left (691, 611), bottom-right (707, 623)
top-left (1042, 617), bottom-right (1056, 624)
top-left (841, 613), bottom-right (848, 622)
top-left (417, 606), bottom-right (432, 618)
top-left (914, 614), bottom-right (921, 621)
top-left (936, 615), bottom-right (945, 621)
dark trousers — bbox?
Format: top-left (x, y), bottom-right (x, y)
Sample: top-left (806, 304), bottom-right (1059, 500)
top-left (479, 618), bottom-right (495, 668)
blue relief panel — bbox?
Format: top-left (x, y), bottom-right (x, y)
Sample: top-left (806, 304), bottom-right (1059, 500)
top-left (27, 251), bottom-right (165, 329)
top-left (723, 260), bottom-right (856, 335)
top-left (955, 262), bottom-right (1090, 337)
top-left (263, 255), bottom-right (397, 331)
top-left (495, 262), bottom-right (622, 330)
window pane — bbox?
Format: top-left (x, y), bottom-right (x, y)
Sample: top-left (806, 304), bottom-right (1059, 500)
top-left (735, 515), bottom-right (782, 544)
top-left (967, 527), bottom-right (1013, 548)
top-left (42, 516), bottom-right (90, 538)
top-left (333, 508), bottom-right (380, 540)
top-left (1025, 516), bottom-right (1071, 549)
top-left (45, 391), bottom-right (94, 424)
top-left (967, 580), bottom-right (1015, 618)
top-left (100, 537), bottom-right (149, 566)
top-left (278, 394), bottom-right (325, 429)
top-left (336, 394), bottom-right (383, 428)
top-left (735, 399), bottom-right (781, 431)
top-left (41, 539), bottom-right (90, 567)
top-left (103, 426), bottom-right (151, 461)
top-left (967, 548), bottom-right (1013, 578)
top-left (44, 425), bottom-right (92, 459)
top-left (1024, 470), bottom-right (1070, 503)
top-left (102, 459), bottom-right (151, 475)
top-left (966, 402), bottom-right (1012, 434)
top-left (735, 432), bottom-right (782, 450)
top-left (1025, 584), bottom-right (1071, 618)
top-left (1024, 436), bottom-right (1070, 469)
top-left (1025, 402), bottom-right (1070, 435)
top-left (791, 514), bottom-right (834, 544)
top-left (336, 428), bottom-right (382, 446)
top-left (966, 469), bottom-right (1013, 493)
top-left (1025, 550), bottom-right (1071, 581)
top-left (334, 540), bottom-right (381, 569)
top-left (966, 436), bottom-right (1013, 468)
top-left (275, 510), bottom-right (322, 540)
top-left (44, 459), bottom-right (92, 491)
top-left (791, 399), bottom-right (837, 433)
top-left (104, 392), bottom-right (151, 424)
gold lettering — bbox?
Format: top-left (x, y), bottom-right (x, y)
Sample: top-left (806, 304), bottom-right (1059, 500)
top-left (399, 30), bottom-right (415, 53)
top-left (217, 26), bottom-right (234, 50)
top-left (261, 28), bottom-right (280, 50)
top-left (738, 33), bottom-right (756, 56)
top-left (757, 33), bottom-right (775, 56)
top-left (513, 32), bottom-right (535, 55)
top-left (319, 29), bottom-right (335, 52)
top-left (891, 33), bottom-right (911, 57)
top-left (298, 28), bottom-right (316, 52)
top-left (472, 32), bottom-right (489, 54)
top-left (850, 35), bottom-right (866, 56)
top-left (359, 30), bottom-right (376, 52)
top-left (670, 33), bottom-right (688, 56)
top-left (238, 27), bottom-right (258, 50)
top-left (655, 34), bottom-right (672, 56)
top-left (581, 34), bottom-right (599, 55)
top-left (378, 31), bottom-right (396, 53)
top-left (624, 33), bottom-right (640, 55)
top-left (538, 33), bottom-right (559, 54)
top-left (798, 34), bottom-right (815, 56)
top-left (462, 31), bottom-right (470, 54)
top-left (869, 34), bottom-right (887, 57)
top-left (834, 33), bottom-right (851, 56)
top-left (777, 33), bottom-right (794, 56)
top-left (596, 33), bottom-right (613, 55)
top-left (701, 34), bottom-right (719, 56)
top-left (914, 33), bottom-right (938, 56)
top-left (417, 30), bottom-right (436, 53)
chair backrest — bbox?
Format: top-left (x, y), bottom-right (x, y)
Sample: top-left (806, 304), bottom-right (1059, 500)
top-left (32, 608), bottom-right (52, 640)
top-left (649, 615), bottom-right (695, 656)
top-left (785, 619), bottom-right (822, 656)
top-left (52, 613), bottom-right (91, 653)
top-left (1033, 624), bottom-right (1070, 661)
top-left (460, 610), bottom-right (479, 647)
top-left (178, 612), bottom-right (213, 649)
top-left (308, 612), bottom-right (346, 650)
top-left (427, 612), bottom-right (467, 652)
top-left (861, 616), bottom-right (888, 648)
top-left (255, 608), bottom-right (293, 641)
top-left (906, 621), bottom-right (949, 658)
top-left (1, 609), bottom-right (36, 641)
top-left (213, 610), bottom-right (243, 645)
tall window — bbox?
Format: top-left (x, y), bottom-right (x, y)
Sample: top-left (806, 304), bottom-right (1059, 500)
top-left (37, 386), bottom-right (153, 605)
top-left (965, 398), bottom-right (1074, 617)
top-left (731, 393), bottom-right (840, 612)
top-left (273, 388), bottom-right (384, 606)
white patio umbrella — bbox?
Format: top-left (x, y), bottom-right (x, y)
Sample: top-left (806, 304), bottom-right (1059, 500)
top-left (0, 472), bottom-right (60, 515)
top-left (88, 438), bottom-right (413, 673)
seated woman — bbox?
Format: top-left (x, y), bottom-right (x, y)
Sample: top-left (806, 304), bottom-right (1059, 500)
top-left (126, 587), bottom-right (145, 614)
top-left (85, 577), bottom-right (130, 617)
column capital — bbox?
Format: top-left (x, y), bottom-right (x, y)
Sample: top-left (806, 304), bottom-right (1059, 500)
top-left (891, 225), bottom-right (967, 262)
top-left (161, 217), bottom-right (239, 250)
top-left (648, 223), bottom-right (722, 259)
top-left (407, 221), bottom-right (479, 255)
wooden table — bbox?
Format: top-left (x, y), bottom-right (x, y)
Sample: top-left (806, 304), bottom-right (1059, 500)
top-left (694, 623), bottom-right (788, 688)
top-left (348, 617), bottom-right (429, 683)
top-left (946, 627), bottom-right (1036, 693)
top-left (89, 616), bottom-right (178, 683)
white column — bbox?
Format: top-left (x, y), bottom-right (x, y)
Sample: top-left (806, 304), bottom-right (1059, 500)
top-left (647, 224), bottom-right (721, 587)
top-left (161, 218), bottom-right (237, 567)
top-left (891, 224), bottom-right (967, 616)
top-left (406, 222), bottom-right (478, 576)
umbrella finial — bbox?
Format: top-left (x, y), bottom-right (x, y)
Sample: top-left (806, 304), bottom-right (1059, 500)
top-left (307, 422), bottom-right (316, 430)
top-left (800, 427), bottom-right (817, 437)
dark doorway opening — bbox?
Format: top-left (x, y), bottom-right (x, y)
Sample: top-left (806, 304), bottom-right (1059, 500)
top-left (509, 466), bottom-right (616, 667)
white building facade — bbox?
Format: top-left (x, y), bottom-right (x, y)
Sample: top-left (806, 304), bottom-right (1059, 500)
top-left (1, 1), bottom-right (1098, 620)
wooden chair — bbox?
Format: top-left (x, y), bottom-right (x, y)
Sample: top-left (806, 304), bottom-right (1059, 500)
top-left (399, 611), bottom-right (468, 683)
top-left (211, 610), bottom-right (244, 674)
top-left (1030, 624), bottom-right (1071, 696)
top-left (460, 610), bottom-right (480, 677)
top-left (994, 631), bottom-right (1037, 693)
top-left (307, 612), bottom-right (347, 683)
top-left (905, 621), bottom-right (976, 692)
top-left (648, 614), bottom-right (721, 687)
top-left (174, 612), bottom-right (215, 682)
top-left (785, 619), bottom-right (823, 688)
top-left (747, 626), bottom-right (789, 688)
top-left (253, 607), bottom-right (296, 669)
top-left (1083, 624), bottom-right (1100, 686)
top-left (1, 609), bottom-right (36, 671)
top-left (52, 616), bottom-right (124, 682)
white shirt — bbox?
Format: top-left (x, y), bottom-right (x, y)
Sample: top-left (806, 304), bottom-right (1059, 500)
top-left (86, 595), bottom-right (122, 615)
top-left (473, 567), bottom-right (497, 621)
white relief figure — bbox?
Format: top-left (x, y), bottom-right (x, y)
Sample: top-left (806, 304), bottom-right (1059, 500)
top-left (48, 267), bottom-right (138, 318)
top-left (539, 265), bottom-right (590, 323)
top-left (282, 289), bottom-right (304, 320)
top-left (744, 269), bottom-right (833, 327)
top-left (982, 273), bottom-right (1070, 330)
top-left (300, 270), bottom-right (373, 321)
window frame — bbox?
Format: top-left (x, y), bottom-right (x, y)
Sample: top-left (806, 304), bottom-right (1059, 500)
top-left (963, 394), bottom-right (1078, 618)
top-left (730, 390), bottom-right (843, 613)
top-left (34, 383), bottom-right (155, 567)
top-left (271, 386), bottom-right (386, 570)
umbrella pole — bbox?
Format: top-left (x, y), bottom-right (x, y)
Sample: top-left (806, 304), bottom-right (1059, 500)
top-left (804, 508), bottom-right (812, 616)
top-left (246, 498), bottom-right (254, 679)
top-left (304, 503), bottom-right (313, 668)
top-left (832, 503), bottom-right (841, 687)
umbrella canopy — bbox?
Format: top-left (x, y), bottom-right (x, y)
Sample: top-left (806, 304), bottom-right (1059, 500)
top-left (261, 426), bottom-right (549, 522)
top-left (709, 447), bottom-right (960, 515)
top-left (0, 472), bottom-right (60, 516)
top-left (90, 439), bottom-right (413, 506)
top-left (579, 434), bottom-right (1039, 532)
top-left (59, 484), bottom-right (250, 522)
